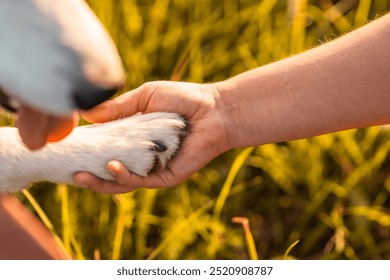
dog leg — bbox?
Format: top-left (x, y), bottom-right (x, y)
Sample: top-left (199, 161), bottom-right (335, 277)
top-left (0, 112), bottom-right (187, 192)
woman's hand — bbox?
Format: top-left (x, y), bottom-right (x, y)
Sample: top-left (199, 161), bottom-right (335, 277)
top-left (73, 81), bottom-right (231, 193)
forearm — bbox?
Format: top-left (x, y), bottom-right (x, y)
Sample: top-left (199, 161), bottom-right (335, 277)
top-left (215, 13), bottom-right (390, 149)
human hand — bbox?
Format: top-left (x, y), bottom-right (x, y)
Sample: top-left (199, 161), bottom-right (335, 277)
top-left (73, 81), bottom-right (231, 193)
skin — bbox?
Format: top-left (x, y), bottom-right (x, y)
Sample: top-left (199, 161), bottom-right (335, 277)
top-left (73, 13), bottom-right (390, 194)
top-left (76, 81), bottom-right (226, 192)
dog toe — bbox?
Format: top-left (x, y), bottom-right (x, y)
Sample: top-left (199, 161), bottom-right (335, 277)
top-left (150, 140), bottom-right (168, 152)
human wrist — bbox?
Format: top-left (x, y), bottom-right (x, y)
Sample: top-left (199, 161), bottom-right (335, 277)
top-left (212, 79), bottom-right (243, 151)
top-left (213, 67), bottom-right (283, 149)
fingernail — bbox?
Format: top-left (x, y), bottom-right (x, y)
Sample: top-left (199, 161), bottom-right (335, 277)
top-left (108, 169), bottom-right (117, 179)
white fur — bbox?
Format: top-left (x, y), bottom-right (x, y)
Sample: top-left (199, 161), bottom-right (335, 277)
top-left (0, 0), bottom-right (124, 116)
top-left (0, 112), bottom-right (187, 192)
top-left (0, 0), bottom-right (184, 193)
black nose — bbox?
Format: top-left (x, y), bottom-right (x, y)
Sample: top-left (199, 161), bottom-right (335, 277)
top-left (0, 87), bottom-right (19, 113)
top-left (73, 86), bottom-right (119, 110)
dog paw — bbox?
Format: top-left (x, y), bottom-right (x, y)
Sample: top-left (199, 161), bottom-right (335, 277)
top-left (66, 112), bottom-right (189, 180)
top-left (0, 112), bottom-right (188, 192)
top-left (91, 112), bottom-right (188, 177)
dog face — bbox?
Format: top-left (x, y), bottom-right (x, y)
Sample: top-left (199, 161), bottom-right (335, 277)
top-left (0, 0), bottom-right (125, 117)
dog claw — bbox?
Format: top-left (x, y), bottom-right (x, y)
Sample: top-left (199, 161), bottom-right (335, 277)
top-left (151, 140), bottom-right (168, 152)
top-left (181, 117), bottom-right (190, 132)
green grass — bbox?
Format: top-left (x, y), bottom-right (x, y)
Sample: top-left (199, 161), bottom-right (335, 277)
top-left (2, 0), bottom-right (390, 259)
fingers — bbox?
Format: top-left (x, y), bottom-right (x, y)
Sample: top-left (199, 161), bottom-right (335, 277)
top-left (80, 99), bottom-right (120, 123)
top-left (73, 171), bottom-right (139, 194)
top-left (80, 81), bottom-right (206, 124)
top-left (106, 160), bottom-right (144, 187)
top-left (73, 159), bottom-right (184, 194)
top-left (73, 160), bottom-right (146, 194)
top-left (81, 86), bottom-right (146, 123)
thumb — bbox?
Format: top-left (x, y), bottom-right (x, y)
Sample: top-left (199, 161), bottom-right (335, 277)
top-left (81, 85), bottom-right (147, 123)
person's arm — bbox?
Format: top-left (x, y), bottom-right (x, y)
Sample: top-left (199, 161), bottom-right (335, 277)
top-left (216, 12), bottom-right (390, 149)
top-left (74, 13), bottom-right (390, 193)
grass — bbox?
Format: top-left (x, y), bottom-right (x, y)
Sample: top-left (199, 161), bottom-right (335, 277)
top-left (2, 0), bottom-right (390, 259)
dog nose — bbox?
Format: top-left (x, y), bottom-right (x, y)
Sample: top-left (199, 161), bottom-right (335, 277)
top-left (73, 86), bottom-right (119, 110)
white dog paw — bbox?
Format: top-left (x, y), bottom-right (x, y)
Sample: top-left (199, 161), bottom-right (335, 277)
top-left (0, 112), bottom-right (188, 192)
top-left (93, 112), bottom-right (188, 177)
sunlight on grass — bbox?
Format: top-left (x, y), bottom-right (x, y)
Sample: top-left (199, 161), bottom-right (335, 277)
top-left (232, 216), bottom-right (259, 260)
top-left (21, 189), bottom-right (70, 259)
top-left (283, 240), bottom-right (300, 260)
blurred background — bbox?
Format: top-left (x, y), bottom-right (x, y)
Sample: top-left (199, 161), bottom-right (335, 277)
top-left (2, 0), bottom-right (390, 260)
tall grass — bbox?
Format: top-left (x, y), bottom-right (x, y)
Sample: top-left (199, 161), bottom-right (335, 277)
top-left (2, 0), bottom-right (390, 259)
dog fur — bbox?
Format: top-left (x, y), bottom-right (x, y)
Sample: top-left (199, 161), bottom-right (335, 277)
top-left (0, 112), bottom-right (187, 192)
top-left (0, 0), bottom-right (187, 192)
top-left (0, 0), bottom-right (125, 115)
